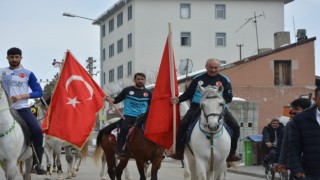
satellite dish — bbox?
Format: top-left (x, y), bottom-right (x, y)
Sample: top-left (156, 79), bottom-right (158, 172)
top-left (178, 59), bottom-right (193, 75)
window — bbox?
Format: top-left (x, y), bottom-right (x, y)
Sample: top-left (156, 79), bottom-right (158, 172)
top-left (274, 60), bottom-right (292, 86)
top-left (117, 65), bottom-right (123, 80)
top-left (180, 3), bottom-right (190, 19)
top-left (103, 72), bottom-right (106, 85)
top-left (117, 39), bottom-right (123, 53)
top-left (109, 44), bottom-right (114, 58)
top-left (128, 5), bottom-right (132, 20)
top-left (215, 4), bottom-right (226, 19)
top-left (109, 69), bottom-right (114, 83)
top-left (216, 32), bottom-right (226, 47)
top-left (181, 32), bottom-right (191, 46)
top-left (102, 48), bottom-right (106, 61)
top-left (101, 24), bottom-right (106, 37)
top-left (109, 19), bottom-right (114, 33)
top-left (127, 61), bottom-right (132, 76)
top-left (220, 60), bottom-right (227, 65)
top-left (128, 33), bottom-right (132, 48)
top-left (117, 12), bottom-right (123, 27)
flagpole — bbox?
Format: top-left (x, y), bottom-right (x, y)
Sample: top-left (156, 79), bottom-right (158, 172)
top-left (106, 98), bottom-right (126, 120)
top-left (168, 23), bottom-right (177, 153)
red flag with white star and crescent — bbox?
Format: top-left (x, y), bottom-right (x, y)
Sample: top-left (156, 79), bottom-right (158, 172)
top-left (42, 51), bottom-right (106, 149)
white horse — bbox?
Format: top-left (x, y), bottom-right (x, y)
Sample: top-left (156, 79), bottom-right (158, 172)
top-left (64, 142), bottom-right (87, 179)
top-left (43, 137), bottom-right (64, 179)
top-left (184, 86), bottom-right (231, 180)
top-left (0, 83), bottom-right (33, 180)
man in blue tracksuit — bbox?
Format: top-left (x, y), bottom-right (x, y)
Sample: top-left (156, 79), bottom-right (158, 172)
top-left (106, 72), bottom-right (152, 158)
top-left (169, 58), bottom-right (241, 161)
top-left (0, 47), bottom-right (46, 174)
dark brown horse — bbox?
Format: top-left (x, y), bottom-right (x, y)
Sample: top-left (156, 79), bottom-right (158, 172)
top-left (94, 117), bottom-right (165, 180)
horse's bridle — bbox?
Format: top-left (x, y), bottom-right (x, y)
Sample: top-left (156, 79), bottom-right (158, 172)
top-left (200, 102), bottom-right (225, 135)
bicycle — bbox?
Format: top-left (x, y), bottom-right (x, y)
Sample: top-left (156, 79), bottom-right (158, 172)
top-left (264, 158), bottom-right (289, 180)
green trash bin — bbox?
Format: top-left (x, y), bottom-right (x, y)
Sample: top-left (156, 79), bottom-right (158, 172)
top-left (244, 140), bottom-right (253, 166)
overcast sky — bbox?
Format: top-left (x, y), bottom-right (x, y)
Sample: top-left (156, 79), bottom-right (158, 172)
top-left (0, 0), bottom-right (318, 88)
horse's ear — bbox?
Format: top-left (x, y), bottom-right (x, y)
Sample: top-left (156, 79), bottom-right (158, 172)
top-left (218, 85), bottom-right (224, 94)
top-left (198, 85), bottom-right (205, 93)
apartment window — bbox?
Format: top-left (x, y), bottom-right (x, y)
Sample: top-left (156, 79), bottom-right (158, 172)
top-left (181, 32), bottom-right (191, 46)
top-left (215, 4), bottom-right (226, 19)
top-left (128, 33), bottom-right (132, 48)
top-left (103, 72), bottom-right (106, 85)
top-left (127, 61), bottom-right (132, 76)
top-left (117, 38), bottom-right (123, 53)
top-left (216, 32), bottom-right (226, 47)
top-left (220, 60), bottom-right (227, 65)
top-left (109, 69), bottom-right (114, 83)
top-left (101, 24), bottom-right (106, 37)
top-left (274, 60), bottom-right (292, 86)
top-left (117, 12), bottom-right (123, 27)
top-left (180, 3), bottom-right (191, 19)
top-left (128, 5), bottom-right (132, 20)
top-left (117, 65), bottom-right (123, 80)
top-left (109, 44), bottom-right (114, 58)
top-left (109, 19), bottom-right (114, 33)
top-left (102, 48), bottom-right (106, 61)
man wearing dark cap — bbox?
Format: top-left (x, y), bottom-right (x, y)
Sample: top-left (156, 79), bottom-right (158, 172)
top-left (262, 118), bottom-right (284, 168)
top-left (0, 47), bottom-right (46, 174)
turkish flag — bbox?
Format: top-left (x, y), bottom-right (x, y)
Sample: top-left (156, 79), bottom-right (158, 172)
top-left (42, 51), bottom-right (105, 148)
top-left (144, 36), bottom-right (180, 149)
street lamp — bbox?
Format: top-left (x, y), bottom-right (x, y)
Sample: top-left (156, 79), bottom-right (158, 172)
top-left (62, 12), bottom-right (102, 24)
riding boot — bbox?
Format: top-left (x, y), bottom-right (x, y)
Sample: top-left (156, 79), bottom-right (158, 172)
top-left (224, 108), bottom-right (241, 162)
top-left (33, 145), bottom-right (47, 175)
top-left (116, 135), bottom-right (127, 158)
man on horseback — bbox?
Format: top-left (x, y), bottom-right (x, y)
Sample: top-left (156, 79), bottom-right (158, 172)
top-left (106, 72), bottom-right (152, 158)
top-left (169, 58), bottom-right (241, 162)
top-left (0, 47), bottom-right (46, 174)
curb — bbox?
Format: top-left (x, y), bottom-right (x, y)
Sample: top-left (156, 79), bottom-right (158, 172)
top-left (227, 168), bottom-right (265, 179)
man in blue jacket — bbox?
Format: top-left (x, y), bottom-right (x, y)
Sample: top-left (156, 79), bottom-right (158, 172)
top-left (288, 86), bottom-right (320, 179)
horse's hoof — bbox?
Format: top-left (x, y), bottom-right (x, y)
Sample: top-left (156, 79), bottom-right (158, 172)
top-left (72, 171), bottom-right (77, 177)
top-left (66, 175), bottom-right (72, 179)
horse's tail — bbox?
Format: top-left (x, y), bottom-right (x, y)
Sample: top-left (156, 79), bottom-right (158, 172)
top-left (93, 129), bottom-right (105, 166)
top-left (80, 141), bottom-right (89, 159)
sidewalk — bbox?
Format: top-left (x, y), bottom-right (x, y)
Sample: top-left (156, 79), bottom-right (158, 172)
top-left (228, 163), bottom-right (266, 178)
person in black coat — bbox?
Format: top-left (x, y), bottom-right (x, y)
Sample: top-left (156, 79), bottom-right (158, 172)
top-left (288, 86), bottom-right (320, 179)
top-left (262, 118), bottom-right (284, 166)
top-left (278, 98), bottom-right (311, 180)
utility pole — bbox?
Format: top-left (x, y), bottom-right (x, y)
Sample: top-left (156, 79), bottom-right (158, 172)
top-left (86, 57), bottom-right (96, 77)
top-left (236, 44), bottom-right (244, 60)
top-left (235, 11), bottom-right (265, 54)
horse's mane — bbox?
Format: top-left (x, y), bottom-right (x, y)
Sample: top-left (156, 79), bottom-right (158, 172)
top-left (3, 90), bottom-right (32, 144)
top-left (200, 86), bottom-right (223, 100)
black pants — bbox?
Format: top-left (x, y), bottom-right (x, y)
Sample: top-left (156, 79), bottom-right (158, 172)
top-left (117, 116), bottom-right (136, 152)
top-left (17, 108), bottom-right (44, 165)
top-left (224, 108), bottom-right (240, 154)
top-left (175, 105), bottom-right (240, 154)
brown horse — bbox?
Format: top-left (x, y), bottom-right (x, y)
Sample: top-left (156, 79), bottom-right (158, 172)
top-left (94, 116), bottom-right (165, 180)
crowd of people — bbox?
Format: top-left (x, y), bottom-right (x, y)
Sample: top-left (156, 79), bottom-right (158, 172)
top-left (262, 87), bottom-right (320, 180)
top-left (3, 47), bottom-right (319, 179)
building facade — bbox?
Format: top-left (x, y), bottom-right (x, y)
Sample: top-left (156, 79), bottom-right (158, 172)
top-left (95, 0), bottom-right (293, 95)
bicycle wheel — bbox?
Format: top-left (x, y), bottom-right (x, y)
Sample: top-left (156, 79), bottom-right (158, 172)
top-left (279, 171), bottom-right (289, 180)
top-left (265, 163), bottom-right (275, 180)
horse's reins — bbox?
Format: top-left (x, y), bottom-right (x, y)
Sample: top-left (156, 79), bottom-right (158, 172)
top-left (199, 101), bottom-right (225, 172)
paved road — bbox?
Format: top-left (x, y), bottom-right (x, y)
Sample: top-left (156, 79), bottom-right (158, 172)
top-left (0, 155), bottom-right (265, 179)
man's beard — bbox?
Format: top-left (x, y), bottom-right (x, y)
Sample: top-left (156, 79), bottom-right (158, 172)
top-left (136, 83), bottom-right (144, 88)
top-left (9, 61), bottom-right (20, 68)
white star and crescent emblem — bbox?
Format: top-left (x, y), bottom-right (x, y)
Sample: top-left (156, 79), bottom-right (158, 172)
top-left (65, 75), bottom-right (94, 108)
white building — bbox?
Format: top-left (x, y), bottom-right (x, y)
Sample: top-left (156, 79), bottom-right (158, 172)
top-left (95, 0), bottom-right (293, 95)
